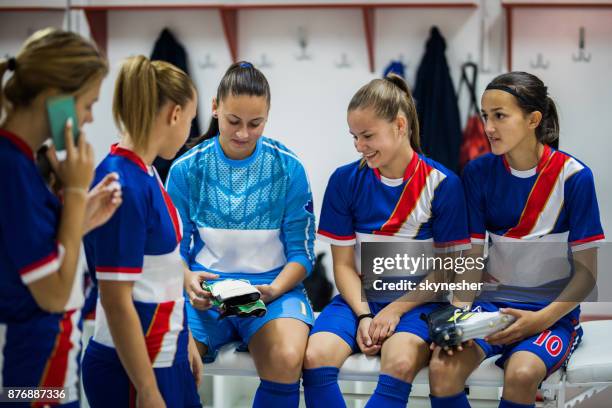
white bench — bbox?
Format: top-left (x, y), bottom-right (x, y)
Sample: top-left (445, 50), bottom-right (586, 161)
top-left (204, 320), bottom-right (612, 407)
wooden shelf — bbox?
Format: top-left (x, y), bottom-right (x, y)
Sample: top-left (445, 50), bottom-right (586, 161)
top-left (0, 7), bottom-right (64, 11)
top-left (69, 1), bottom-right (477, 72)
top-left (502, 1), bottom-right (612, 71)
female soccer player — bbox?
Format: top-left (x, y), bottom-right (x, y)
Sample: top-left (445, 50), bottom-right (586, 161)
top-left (303, 74), bottom-right (470, 408)
top-left (428, 72), bottom-right (604, 408)
top-left (0, 28), bottom-right (116, 406)
top-left (166, 61), bottom-right (315, 407)
top-left (82, 55), bottom-right (201, 408)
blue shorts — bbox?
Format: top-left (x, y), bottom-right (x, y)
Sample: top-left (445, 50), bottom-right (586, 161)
top-left (82, 339), bottom-right (201, 408)
top-left (187, 285), bottom-right (314, 363)
top-left (1, 311), bottom-right (81, 407)
top-left (310, 295), bottom-right (445, 352)
top-left (473, 302), bottom-right (583, 378)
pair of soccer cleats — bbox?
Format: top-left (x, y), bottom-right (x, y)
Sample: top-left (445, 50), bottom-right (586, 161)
top-left (201, 279), bottom-right (267, 318)
top-left (426, 305), bottom-right (516, 348)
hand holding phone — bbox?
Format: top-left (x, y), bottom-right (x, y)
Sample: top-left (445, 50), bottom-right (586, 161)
top-left (50, 116), bottom-right (95, 193)
top-left (46, 95), bottom-right (79, 151)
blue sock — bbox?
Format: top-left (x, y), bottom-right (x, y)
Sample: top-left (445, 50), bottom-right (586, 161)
top-left (302, 367), bottom-right (346, 408)
top-left (499, 399), bottom-right (535, 408)
top-left (430, 391), bottom-right (471, 408)
top-left (252, 379), bottom-right (300, 408)
top-left (364, 374), bottom-right (412, 408)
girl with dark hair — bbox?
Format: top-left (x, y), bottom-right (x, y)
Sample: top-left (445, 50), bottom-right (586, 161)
top-left (303, 74), bottom-right (470, 408)
top-left (428, 72), bottom-right (604, 408)
top-left (166, 61), bottom-right (315, 407)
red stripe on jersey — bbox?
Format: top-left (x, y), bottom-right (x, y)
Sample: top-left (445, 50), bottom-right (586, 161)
top-left (504, 151), bottom-right (569, 239)
top-left (110, 144), bottom-right (148, 173)
top-left (471, 233), bottom-right (485, 239)
top-left (34, 311), bottom-right (76, 407)
top-left (502, 145), bottom-right (552, 175)
top-left (145, 301), bottom-right (175, 363)
top-left (96, 266), bottom-right (142, 274)
top-left (318, 229), bottom-right (356, 241)
top-left (0, 128), bottom-right (35, 161)
top-left (158, 182), bottom-right (182, 244)
top-left (536, 145), bottom-right (553, 173)
top-left (19, 250), bottom-right (58, 276)
top-left (570, 234), bottom-right (605, 246)
top-left (374, 160), bottom-right (433, 236)
top-left (373, 151), bottom-right (420, 182)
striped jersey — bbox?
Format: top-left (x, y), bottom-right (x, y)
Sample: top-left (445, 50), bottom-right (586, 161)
top-left (317, 152), bottom-right (470, 275)
top-left (463, 145), bottom-right (605, 288)
top-left (166, 136), bottom-right (315, 281)
top-left (89, 145), bottom-right (187, 368)
top-left (0, 129), bottom-right (82, 404)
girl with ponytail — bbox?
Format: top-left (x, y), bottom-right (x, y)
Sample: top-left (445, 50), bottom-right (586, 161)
top-left (0, 28), bottom-right (114, 406)
top-left (428, 72), bottom-right (604, 408)
top-left (166, 61), bottom-right (315, 408)
top-left (82, 55), bottom-right (201, 408)
top-left (304, 74), bottom-right (470, 407)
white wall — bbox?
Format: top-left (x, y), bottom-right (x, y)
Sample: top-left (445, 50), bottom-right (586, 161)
top-left (1, 1), bottom-right (610, 314)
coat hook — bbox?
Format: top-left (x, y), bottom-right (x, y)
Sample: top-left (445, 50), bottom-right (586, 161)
top-left (572, 26), bottom-right (591, 63)
top-left (198, 53), bottom-right (216, 69)
top-left (530, 53), bottom-right (549, 70)
top-left (296, 26), bottom-right (312, 61)
top-left (335, 53), bottom-right (351, 69)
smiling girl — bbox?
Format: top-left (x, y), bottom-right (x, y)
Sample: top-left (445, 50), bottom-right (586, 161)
top-left (303, 74), bottom-right (470, 408)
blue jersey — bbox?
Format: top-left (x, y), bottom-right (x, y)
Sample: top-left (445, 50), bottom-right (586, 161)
top-left (463, 146), bottom-right (605, 290)
top-left (88, 145), bottom-right (188, 368)
top-left (166, 136), bottom-right (316, 281)
top-left (317, 153), bottom-right (470, 275)
top-left (0, 129), bottom-right (81, 404)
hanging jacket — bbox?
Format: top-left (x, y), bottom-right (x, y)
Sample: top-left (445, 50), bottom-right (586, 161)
top-left (413, 26), bottom-right (462, 173)
top-left (457, 62), bottom-right (490, 171)
top-left (150, 28), bottom-right (201, 182)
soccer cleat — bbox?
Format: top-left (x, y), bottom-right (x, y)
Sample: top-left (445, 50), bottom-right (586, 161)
top-left (201, 279), bottom-right (267, 318)
top-left (427, 305), bottom-right (516, 348)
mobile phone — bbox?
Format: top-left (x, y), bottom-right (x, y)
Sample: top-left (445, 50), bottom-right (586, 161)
top-left (46, 95), bottom-right (79, 151)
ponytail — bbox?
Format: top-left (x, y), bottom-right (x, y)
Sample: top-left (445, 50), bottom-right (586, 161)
top-left (113, 55), bottom-right (195, 151)
top-left (384, 74), bottom-right (421, 153)
top-left (113, 56), bottom-right (158, 151)
top-left (349, 73), bottom-right (421, 159)
top-left (540, 96), bottom-right (559, 148)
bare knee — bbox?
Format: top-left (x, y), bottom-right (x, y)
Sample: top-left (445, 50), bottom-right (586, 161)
top-left (304, 342), bottom-right (337, 369)
top-left (273, 344), bottom-right (305, 373)
top-left (505, 364), bottom-right (545, 392)
top-left (381, 354), bottom-right (422, 382)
